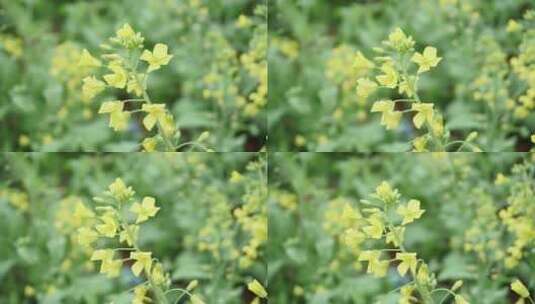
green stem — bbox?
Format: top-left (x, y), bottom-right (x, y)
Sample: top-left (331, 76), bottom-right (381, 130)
top-left (119, 211), bottom-right (169, 304)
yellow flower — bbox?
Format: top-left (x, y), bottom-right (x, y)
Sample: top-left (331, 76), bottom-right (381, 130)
top-left (130, 251), bottom-right (153, 276)
top-left (91, 249), bottom-right (114, 263)
top-left (376, 63), bottom-right (398, 88)
top-left (160, 113), bottom-right (176, 138)
top-left (230, 171), bottom-right (244, 183)
top-left (399, 285), bottom-right (415, 304)
top-left (115, 23), bottom-right (144, 48)
top-left (399, 76), bottom-right (416, 98)
top-left (132, 285), bottom-right (148, 304)
top-left (127, 74), bottom-right (145, 97)
top-left (130, 196), bottom-right (160, 224)
top-left (108, 177), bottom-right (135, 201)
top-left (506, 19), bottom-right (522, 33)
top-left (77, 227), bottom-right (98, 246)
top-left (96, 213), bottom-right (118, 237)
top-left (100, 259), bottom-right (122, 278)
top-left (531, 134), bottom-right (535, 144)
top-left (98, 101), bottom-right (130, 131)
top-left (411, 103), bottom-right (434, 129)
top-left (396, 252), bottom-right (418, 276)
top-left (412, 47), bottom-right (441, 74)
top-left (354, 52), bottom-right (375, 74)
top-left (79, 49), bottom-right (102, 68)
top-left (82, 76), bottom-right (106, 101)
top-left (103, 64), bottom-right (128, 88)
top-left (384, 109), bottom-right (403, 130)
top-left (248, 280), bottom-right (267, 298)
top-left (371, 100), bottom-right (402, 130)
top-left (236, 15), bottom-right (252, 28)
top-left (356, 78), bottom-right (378, 101)
top-left (387, 28), bottom-right (414, 51)
top-left (119, 224), bottom-right (139, 246)
top-left (397, 199), bottom-right (425, 225)
top-left (359, 251), bottom-right (389, 277)
top-left (413, 136), bottom-right (428, 152)
top-left (141, 137), bottom-right (158, 152)
top-left (511, 279), bottom-right (530, 298)
top-left (363, 215), bottom-right (384, 239)
top-left (385, 226), bottom-right (405, 247)
top-left (141, 43), bottom-right (173, 72)
top-left (141, 104), bottom-right (167, 131)
top-left (151, 262), bottom-right (167, 285)
top-left (374, 181), bottom-right (398, 203)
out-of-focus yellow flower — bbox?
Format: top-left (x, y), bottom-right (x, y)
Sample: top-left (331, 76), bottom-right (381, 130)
top-left (397, 199), bottom-right (425, 225)
top-left (247, 280), bottom-right (267, 298)
top-left (141, 43), bottom-right (173, 72)
top-left (130, 251), bottom-right (153, 276)
top-left (412, 103), bottom-right (434, 129)
top-left (130, 197), bottom-right (160, 224)
top-left (412, 47), bottom-right (441, 73)
top-left (141, 104), bottom-right (167, 131)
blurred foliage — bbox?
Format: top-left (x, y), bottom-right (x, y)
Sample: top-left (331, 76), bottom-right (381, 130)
top-left (0, 152), bottom-right (267, 303)
top-left (0, 0), bottom-right (266, 151)
top-left (268, 152), bottom-right (535, 303)
top-left (268, 0), bottom-right (535, 151)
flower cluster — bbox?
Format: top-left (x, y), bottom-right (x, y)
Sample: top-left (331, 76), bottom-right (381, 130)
top-left (339, 181), bottom-right (471, 304)
top-left (77, 178), bottom-right (203, 304)
top-left (202, 4), bottom-right (267, 118)
top-left (351, 28), bottom-right (482, 151)
top-left (79, 23), bottom-right (209, 152)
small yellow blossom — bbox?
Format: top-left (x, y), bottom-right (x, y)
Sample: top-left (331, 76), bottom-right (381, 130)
top-left (79, 49), bottom-right (102, 68)
top-left (96, 213), bottom-right (118, 237)
top-left (130, 197), bottom-right (160, 224)
top-left (506, 20), bottom-right (522, 33)
top-left (119, 224), bottom-right (139, 246)
top-left (363, 215), bottom-right (385, 239)
top-left (108, 178), bottom-right (134, 201)
top-left (397, 199), bottom-right (425, 225)
top-left (354, 51), bottom-right (375, 73)
top-left (511, 279), bottom-right (530, 298)
top-left (358, 250), bottom-right (389, 277)
top-left (100, 259), bottom-right (122, 278)
top-left (376, 63), bottom-right (398, 88)
top-left (412, 47), bottom-right (441, 74)
top-left (77, 227), bottom-right (98, 246)
top-left (130, 251), bottom-right (153, 276)
top-left (103, 64), bottom-right (128, 88)
top-left (236, 15), bottom-right (252, 28)
top-left (142, 137), bottom-right (158, 152)
top-left (141, 104), bottom-right (167, 131)
top-left (412, 103), bottom-right (434, 129)
top-left (387, 28), bottom-right (414, 51)
top-left (356, 78), bottom-right (378, 100)
top-left (98, 101), bottom-right (130, 131)
top-left (82, 76), bottom-right (106, 101)
top-left (132, 285), bottom-right (148, 304)
top-left (141, 43), bottom-right (173, 72)
top-left (396, 252), bottom-right (418, 276)
top-left (371, 100), bottom-right (402, 130)
top-left (248, 280), bottom-right (267, 298)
